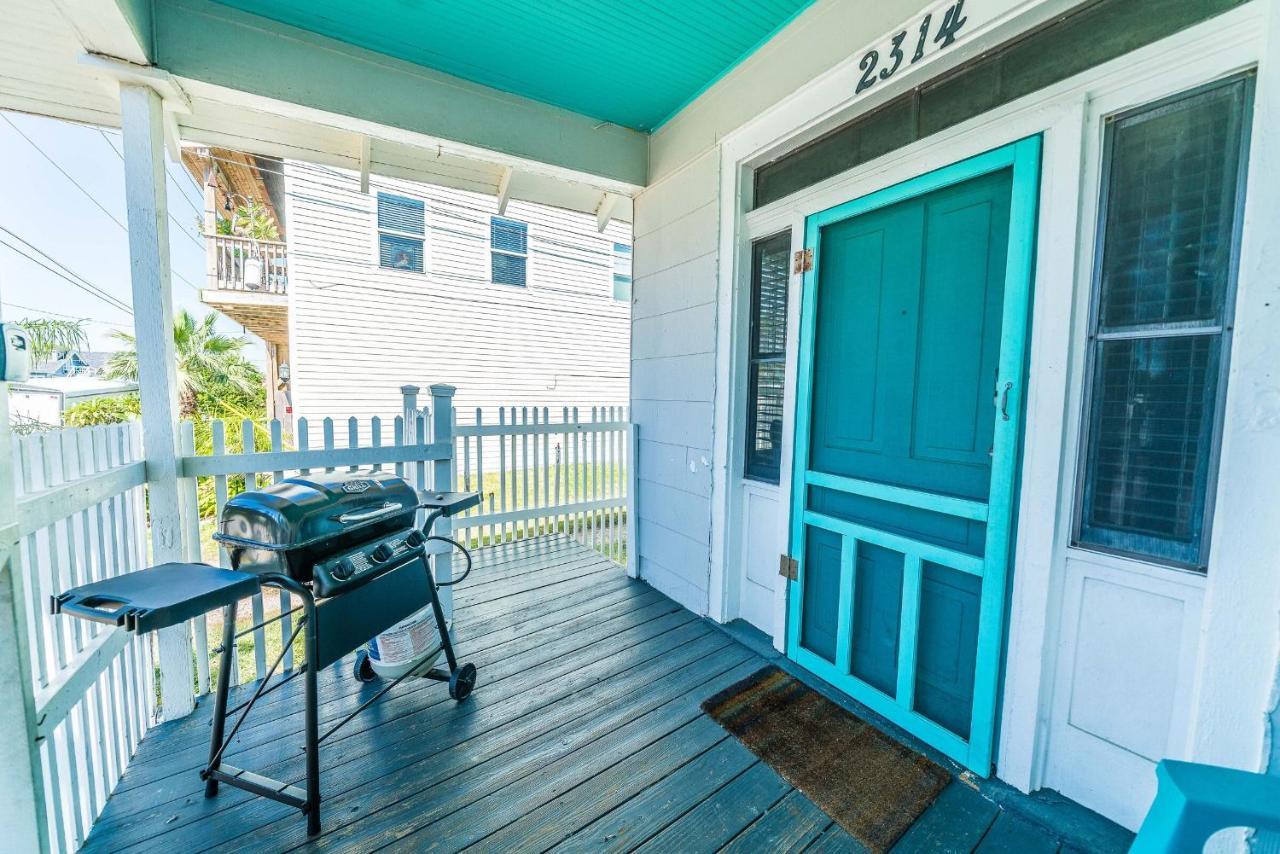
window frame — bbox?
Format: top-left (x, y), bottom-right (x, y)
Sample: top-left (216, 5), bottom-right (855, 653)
top-left (743, 229), bottom-right (792, 485)
top-left (612, 242), bottom-right (632, 302)
top-left (490, 215), bottom-right (529, 287)
top-left (374, 191), bottom-right (427, 274)
top-left (1070, 73), bottom-right (1255, 572)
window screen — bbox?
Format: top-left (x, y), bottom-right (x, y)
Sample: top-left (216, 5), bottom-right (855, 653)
top-left (376, 193), bottom-right (425, 272)
top-left (744, 231), bottom-right (792, 483)
top-left (491, 216), bottom-right (528, 286)
top-left (1075, 75), bottom-right (1252, 569)
top-left (613, 242), bottom-right (632, 302)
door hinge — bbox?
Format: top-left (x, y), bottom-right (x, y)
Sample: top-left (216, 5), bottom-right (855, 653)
top-left (778, 554), bottom-right (799, 581)
top-left (793, 248), bottom-right (813, 274)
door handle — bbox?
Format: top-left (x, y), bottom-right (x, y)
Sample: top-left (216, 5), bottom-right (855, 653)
top-left (994, 381), bottom-right (1012, 421)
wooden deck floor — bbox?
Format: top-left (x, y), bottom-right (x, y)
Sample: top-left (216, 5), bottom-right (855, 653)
top-left (83, 536), bottom-right (1129, 853)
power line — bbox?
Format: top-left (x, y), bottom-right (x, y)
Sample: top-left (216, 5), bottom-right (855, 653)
top-left (95, 128), bottom-right (207, 253)
top-left (0, 301), bottom-right (132, 329)
top-left (0, 226), bottom-right (134, 315)
top-left (1, 114), bottom-right (204, 294)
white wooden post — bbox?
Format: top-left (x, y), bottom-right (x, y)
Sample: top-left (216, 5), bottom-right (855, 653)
top-left (430, 385), bottom-right (456, 620)
top-left (626, 422), bottom-right (639, 578)
top-left (400, 385), bottom-right (420, 443)
top-left (120, 82), bottom-right (196, 719)
top-left (0, 307), bottom-right (48, 851)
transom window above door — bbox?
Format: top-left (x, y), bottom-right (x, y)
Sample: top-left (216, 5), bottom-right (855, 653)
top-left (1074, 74), bottom-right (1254, 570)
top-left (376, 193), bottom-right (426, 273)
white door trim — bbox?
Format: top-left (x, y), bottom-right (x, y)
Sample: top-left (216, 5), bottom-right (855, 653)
top-left (707, 0), bottom-right (1275, 805)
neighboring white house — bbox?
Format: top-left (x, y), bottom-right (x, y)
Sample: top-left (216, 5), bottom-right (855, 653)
top-left (630, 0), bottom-right (1279, 836)
top-left (8, 376), bottom-right (137, 428)
top-left (282, 165), bottom-right (632, 434)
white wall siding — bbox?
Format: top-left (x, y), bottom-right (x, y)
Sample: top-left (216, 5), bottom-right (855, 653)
top-left (284, 162), bottom-right (630, 436)
top-left (630, 149), bottom-right (721, 614)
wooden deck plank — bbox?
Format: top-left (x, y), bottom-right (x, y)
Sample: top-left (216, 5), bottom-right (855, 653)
top-left (719, 788), bottom-right (833, 854)
top-left (88, 602), bottom-right (701, 849)
top-left (633, 761), bottom-right (791, 853)
top-left (154, 634), bottom-right (752, 854)
top-left (974, 811), bottom-right (1060, 854)
top-left (79, 538), bottom-right (1124, 854)
top-left (893, 781), bottom-right (1001, 853)
top-left (107, 554), bottom-right (632, 790)
top-left (804, 822), bottom-right (867, 853)
top-left (552, 738), bottom-right (759, 853)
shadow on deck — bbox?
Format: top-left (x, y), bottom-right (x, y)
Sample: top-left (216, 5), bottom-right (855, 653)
top-left (82, 536), bottom-right (1129, 853)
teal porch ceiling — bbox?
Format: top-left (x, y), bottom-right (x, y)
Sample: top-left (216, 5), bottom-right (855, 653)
top-left (205, 0), bottom-right (817, 132)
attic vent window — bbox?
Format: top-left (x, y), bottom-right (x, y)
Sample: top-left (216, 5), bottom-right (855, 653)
top-left (376, 193), bottom-right (425, 273)
top-left (490, 216), bottom-right (528, 287)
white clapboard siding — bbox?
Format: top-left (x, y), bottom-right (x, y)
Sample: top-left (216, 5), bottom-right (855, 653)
top-left (628, 148), bottom-right (721, 615)
top-left (283, 161), bottom-right (631, 444)
top-left (12, 422), bottom-right (154, 854)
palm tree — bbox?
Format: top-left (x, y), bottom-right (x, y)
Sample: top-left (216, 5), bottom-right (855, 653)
top-left (106, 310), bottom-right (259, 419)
top-left (19, 317), bottom-right (88, 364)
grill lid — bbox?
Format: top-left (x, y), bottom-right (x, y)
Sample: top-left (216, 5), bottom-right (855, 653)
top-left (215, 470), bottom-right (418, 552)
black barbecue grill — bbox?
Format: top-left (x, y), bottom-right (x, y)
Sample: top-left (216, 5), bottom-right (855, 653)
top-left (52, 469), bottom-right (481, 837)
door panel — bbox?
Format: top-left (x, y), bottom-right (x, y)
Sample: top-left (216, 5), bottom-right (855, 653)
top-left (788, 140), bottom-right (1041, 774)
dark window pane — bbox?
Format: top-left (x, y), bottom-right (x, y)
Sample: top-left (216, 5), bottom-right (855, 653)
top-left (379, 234), bottom-right (423, 272)
top-left (1081, 336), bottom-right (1219, 562)
top-left (744, 231), bottom-right (791, 482)
top-left (377, 193), bottom-right (424, 235)
top-left (490, 216), bottom-right (528, 254)
top-left (1098, 85), bottom-right (1246, 328)
top-left (1077, 76), bottom-right (1251, 569)
top-left (491, 251), bottom-right (526, 286)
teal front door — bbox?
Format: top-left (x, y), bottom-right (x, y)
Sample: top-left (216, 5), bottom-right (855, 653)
top-left (786, 139), bottom-right (1040, 775)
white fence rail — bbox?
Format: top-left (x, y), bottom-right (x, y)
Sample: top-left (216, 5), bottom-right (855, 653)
top-left (1, 385), bottom-right (635, 852)
top-left (453, 406), bottom-right (632, 566)
top-left (178, 385), bottom-right (454, 697)
top-left (10, 422), bottom-right (155, 854)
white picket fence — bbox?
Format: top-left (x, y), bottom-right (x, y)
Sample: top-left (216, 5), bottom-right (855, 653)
top-left (10, 421), bottom-right (155, 854)
top-left (453, 405), bottom-right (633, 564)
top-left (3, 386), bottom-right (634, 852)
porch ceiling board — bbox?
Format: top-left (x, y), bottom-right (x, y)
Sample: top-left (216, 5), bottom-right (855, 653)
top-left (199, 0), bottom-right (817, 133)
top-left (149, 0), bottom-right (650, 187)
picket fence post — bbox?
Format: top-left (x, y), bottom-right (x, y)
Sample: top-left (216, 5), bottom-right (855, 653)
top-left (430, 385), bottom-right (456, 620)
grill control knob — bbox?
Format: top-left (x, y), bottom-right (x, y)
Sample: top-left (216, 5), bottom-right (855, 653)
top-left (404, 530), bottom-right (425, 548)
top-left (330, 561), bottom-right (353, 581)
top-left (371, 543), bottom-right (395, 563)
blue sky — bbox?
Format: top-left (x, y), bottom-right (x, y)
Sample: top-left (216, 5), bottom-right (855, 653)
top-left (0, 111), bottom-right (265, 365)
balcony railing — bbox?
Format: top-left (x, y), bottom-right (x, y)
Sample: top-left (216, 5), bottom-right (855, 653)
top-left (209, 235), bottom-right (288, 294)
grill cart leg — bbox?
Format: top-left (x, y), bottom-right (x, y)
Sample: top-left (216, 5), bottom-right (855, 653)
top-left (304, 597), bottom-right (321, 836)
top-left (422, 559), bottom-right (476, 701)
top-left (204, 603), bottom-right (237, 798)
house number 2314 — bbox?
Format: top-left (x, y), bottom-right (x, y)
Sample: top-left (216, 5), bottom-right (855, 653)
top-left (856, 0), bottom-right (968, 95)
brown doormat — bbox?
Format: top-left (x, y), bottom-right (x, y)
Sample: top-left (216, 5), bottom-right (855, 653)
top-left (702, 665), bottom-right (950, 852)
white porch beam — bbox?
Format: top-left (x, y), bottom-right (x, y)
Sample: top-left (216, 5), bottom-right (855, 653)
top-left (0, 313), bottom-right (48, 852)
top-left (51, 0), bottom-right (152, 64)
top-left (596, 192), bottom-right (620, 233)
top-left (358, 135), bottom-right (372, 195)
top-left (119, 82), bottom-right (197, 720)
top-left (496, 167), bottom-right (514, 215)
top-left (151, 0), bottom-right (648, 187)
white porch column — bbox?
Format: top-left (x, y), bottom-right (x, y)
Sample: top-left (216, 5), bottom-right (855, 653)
top-left (0, 313), bottom-right (47, 851)
top-left (119, 82), bottom-right (196, 719)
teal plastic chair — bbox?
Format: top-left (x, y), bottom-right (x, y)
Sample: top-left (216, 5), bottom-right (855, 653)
top-left (1130, 760), bottom-right (1280, 853)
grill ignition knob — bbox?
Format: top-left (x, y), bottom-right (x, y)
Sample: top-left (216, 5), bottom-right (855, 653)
top-left (405, 530), bottom-right (425, 548)
top-left (371, 543), bottom-right (395, 563)
top-left (330, 561), bottom-right (353, 581)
